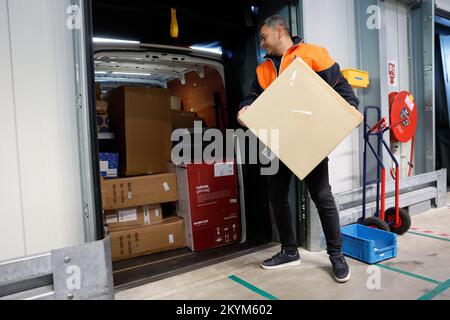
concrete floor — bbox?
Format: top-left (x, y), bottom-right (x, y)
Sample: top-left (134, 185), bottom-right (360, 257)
top-left (115, 193), bottom-right (450, 300)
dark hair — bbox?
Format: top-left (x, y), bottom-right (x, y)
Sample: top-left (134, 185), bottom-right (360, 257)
top-left (259, 15), bottom-right (291, 35)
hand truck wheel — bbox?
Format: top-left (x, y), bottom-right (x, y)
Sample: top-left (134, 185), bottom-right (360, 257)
top-left (384, 207), bottom-right (411, 235)
top-left (362, 216), bottom-right (390, 232)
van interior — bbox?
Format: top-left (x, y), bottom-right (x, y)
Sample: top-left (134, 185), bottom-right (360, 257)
top-left (90, 0), bottom-right (306, 290)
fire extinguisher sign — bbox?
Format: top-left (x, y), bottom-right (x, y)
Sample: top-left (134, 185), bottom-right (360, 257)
top-left (388, 61), bottom-right (398, 87)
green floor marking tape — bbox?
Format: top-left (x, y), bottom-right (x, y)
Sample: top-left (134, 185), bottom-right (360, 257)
top-left (228, 275), bottom-right (280, 300)
top-left (417, 279), bottom-right (450, 300)
top-left (376, 263), bottom-right (443, 285)
top-left (408, 231), bottom-right (450, 243)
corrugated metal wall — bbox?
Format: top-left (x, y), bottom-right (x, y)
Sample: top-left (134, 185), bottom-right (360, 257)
top-left (0, 0), bottom-right (85, 261)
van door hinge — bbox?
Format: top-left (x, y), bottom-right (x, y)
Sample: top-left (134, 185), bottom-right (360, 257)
top-left (76, 94), bottom-right (82, 109)
top-left (82, 202), bottom-right (89, 219)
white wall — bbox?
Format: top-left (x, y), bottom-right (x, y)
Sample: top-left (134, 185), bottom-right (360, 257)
top-left (302, 0), bottom-right (360, 193)
top-left (437, 0), bottom-right (450, 13)
top-left (385, 0), bottom-right (413, 178)
top-left (0, 0), bottom-right (85, 261)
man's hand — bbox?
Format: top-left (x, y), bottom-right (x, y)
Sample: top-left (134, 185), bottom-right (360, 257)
top-left (237, 106), bottom-right (250, 127)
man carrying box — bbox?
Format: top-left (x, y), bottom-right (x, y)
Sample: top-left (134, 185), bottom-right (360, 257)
top-left (238, 15), bottom-right (359, 283)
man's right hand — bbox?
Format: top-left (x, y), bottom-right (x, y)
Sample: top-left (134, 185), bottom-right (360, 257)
top-left (237, 106), bottom-right (250, 127)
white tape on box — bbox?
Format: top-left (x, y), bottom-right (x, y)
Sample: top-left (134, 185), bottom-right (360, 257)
top-left (163, 182), bottom-right (170, 191)
top-left (143, 207), bottom-right (150, 224)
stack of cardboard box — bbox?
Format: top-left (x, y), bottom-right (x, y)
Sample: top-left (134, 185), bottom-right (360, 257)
top-left (101, 174), bottom-right (185, 261)
top-left (102, 86), bottom-right (186, 262)
top-left (95, 83), bottom-right (118, 179)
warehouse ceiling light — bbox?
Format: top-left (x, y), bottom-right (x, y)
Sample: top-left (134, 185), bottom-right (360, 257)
top-left (93, 37), bottom-right (140, 44)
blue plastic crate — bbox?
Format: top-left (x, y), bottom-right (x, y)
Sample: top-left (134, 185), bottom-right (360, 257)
top-left (342, 224), bottom-right (397, 264)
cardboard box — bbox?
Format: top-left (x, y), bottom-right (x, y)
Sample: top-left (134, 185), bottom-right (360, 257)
top-left (110, 217), bottom-right (185, 261)
top-left (99, 153), bottom-right (119, 178)
top-left (172, 110), bottom-right (204, 130)
top-left (171, 96), bottom-right (182, 110)
top-left (95, 82), bottom-right (102, 100)
top-left (239, 58), bottom-right (363, 180)
top-left (97, 114), bottom-right (110, 133)
top-left (104, 204), bottom-right (163, 229)
top-left (101, 173), bottom-right (178, 210)
top-left (96, 100), bottom-right (108, 114)
top-left (176, 162), bottom-right (241, 251)
top-left (105, 86), bottom-right (172, 176)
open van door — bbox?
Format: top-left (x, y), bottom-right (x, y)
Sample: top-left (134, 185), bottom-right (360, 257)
top-left (71, 0), bottom-right (105, 242)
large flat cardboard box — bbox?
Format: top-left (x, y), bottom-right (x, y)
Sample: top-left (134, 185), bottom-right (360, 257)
top-left (239, 58), bottom-right (363, 180)
top-left (105, 86), bottom-right (171, 176)
top-left (101, 173), bottom-right (178, 210)
top-left (104, 204), bottom-right (163, 229)
top-left (110, 217), bottom-right (185, 261)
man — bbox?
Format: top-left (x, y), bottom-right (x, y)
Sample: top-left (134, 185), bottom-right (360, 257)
top-left (238, 15), bottom-right (359, 283)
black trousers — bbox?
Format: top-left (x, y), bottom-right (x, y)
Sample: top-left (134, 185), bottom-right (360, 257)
top-left (268, 158), bottom-right (342, 256)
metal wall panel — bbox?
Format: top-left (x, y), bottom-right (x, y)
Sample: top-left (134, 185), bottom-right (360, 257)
top-left (410, 0), bottom-right (435, 175)
top-left (0, 0), bottom-right (85, 260)
top-left (385, 0), bottom-right (413, 178)
top-left (0, 0), bottom-right (27, 261)
top-left (303, 0), bottom-right (360, 193)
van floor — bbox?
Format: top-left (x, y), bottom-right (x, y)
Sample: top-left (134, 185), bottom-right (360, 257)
top-left (115, 193), bottom-right (450, 300)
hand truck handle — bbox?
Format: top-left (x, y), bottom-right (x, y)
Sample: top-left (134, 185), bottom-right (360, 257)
top-left (369, 117), bottom-right (387, 133)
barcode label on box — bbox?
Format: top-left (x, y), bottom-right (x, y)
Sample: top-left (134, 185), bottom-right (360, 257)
top-left (230, 199), bottom-right (237, 203)
top-left (118, 209), bottom-right (137, 222)
top-left (100, 161), bottom-right (109, 172)
top-left (107, 169), bottom-right (117, 177)
top-left (143, 207), bottom-right (150, 224)
top-left (214, 162), bottom-right (234, 177)
top-left (155, 208), bottom-right (160, 217)
top-left (105, 214), bottom-right (118, 224)
top-left (168, 234), bottom-right (174, 244)
top-left (128, 192), bottom-right (133, 199)
top-left (163, 182), bottom-right (170, 191)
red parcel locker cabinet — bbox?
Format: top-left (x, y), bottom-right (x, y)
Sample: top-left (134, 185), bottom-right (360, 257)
top-left (176, 162), bottom-right (241, 251)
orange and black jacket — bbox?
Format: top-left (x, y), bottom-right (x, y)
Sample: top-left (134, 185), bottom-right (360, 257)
top-left (239, 36), bottom-right (359, 110)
